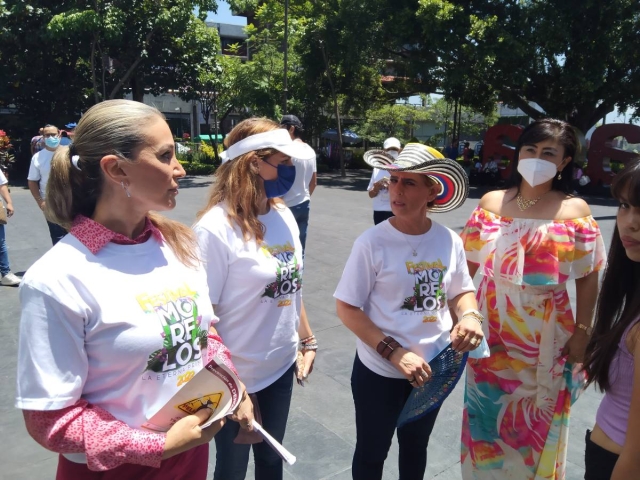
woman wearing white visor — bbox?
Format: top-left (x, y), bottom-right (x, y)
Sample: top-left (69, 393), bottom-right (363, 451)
top-left (194, 118), bottom-right (316, 480)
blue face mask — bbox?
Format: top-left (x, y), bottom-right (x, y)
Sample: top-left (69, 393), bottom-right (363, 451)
top-left (44, 136), bottom-right (60, 148)
top-left (261, 159), bottom-right (296, 198)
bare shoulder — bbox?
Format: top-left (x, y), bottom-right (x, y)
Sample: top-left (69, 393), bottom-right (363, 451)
top-left (478, 189), bottom-right (511, 214)
top-left (556, 195), bottom-right (592, 220)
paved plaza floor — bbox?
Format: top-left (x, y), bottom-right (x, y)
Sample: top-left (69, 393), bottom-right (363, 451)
top-left (0, 170), bottom-right (618, 479)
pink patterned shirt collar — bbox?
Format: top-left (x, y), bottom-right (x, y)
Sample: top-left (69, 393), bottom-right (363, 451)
top-left (70, 214), bottom-right (163, 254)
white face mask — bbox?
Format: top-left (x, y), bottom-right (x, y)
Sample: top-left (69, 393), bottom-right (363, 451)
top-left (386, 150), bottom-right (399, 160)
top-left (517, 158), bottom-right (558, 187)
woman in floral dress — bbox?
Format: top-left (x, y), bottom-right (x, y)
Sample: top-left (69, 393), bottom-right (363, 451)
top-left (460, 119), bottom-right (606, 479)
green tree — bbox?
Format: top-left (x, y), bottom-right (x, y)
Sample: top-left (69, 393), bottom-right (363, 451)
top-left (0, 0), bottom-right (219, 122)
top-left (330, 0), bottom-right (640, 133)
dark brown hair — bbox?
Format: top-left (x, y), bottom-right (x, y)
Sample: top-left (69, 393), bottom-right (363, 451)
top-left (584, 158), bottom-right (640, 391)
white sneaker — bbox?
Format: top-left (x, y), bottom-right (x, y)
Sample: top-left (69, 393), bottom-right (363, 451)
top-left (1, 272), bottom-right (21, 286)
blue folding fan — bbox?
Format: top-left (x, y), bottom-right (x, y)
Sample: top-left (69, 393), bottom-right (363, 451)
top-left (397, 343), bottom-right (468, 428)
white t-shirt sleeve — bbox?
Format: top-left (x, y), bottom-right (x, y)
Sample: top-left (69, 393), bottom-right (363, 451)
top-left (448, 235), bottom-right (476, 298)
top-left (367, 170), bottom-right (377, 191)
top-left (334, 236), bottom-right (377, 308)
top-left (16, 284), bottom-right (88, 410)
top-left (27, 155), bottom-right (41, 182)
top-left (0, 170), bottom-right (7, 185)
top-left (194, 224), bottom-right (230, 305)
top-left (311, 155), bottom-right (317, 174)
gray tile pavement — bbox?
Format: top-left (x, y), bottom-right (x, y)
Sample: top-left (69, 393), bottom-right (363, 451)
top-left (0, 170), bottom-right (616, 479)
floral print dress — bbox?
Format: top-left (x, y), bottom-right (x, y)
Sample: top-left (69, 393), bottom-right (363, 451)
top-left (460, 207), bottom-right (606, 480)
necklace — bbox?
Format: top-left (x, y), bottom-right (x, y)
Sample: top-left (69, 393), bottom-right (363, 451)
top-left (516, 192), bottom-right (543, 211)
top-left (402, 233), bottom-right (425, 256)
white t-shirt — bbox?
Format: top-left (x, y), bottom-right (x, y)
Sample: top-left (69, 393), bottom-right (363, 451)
top-left (194, 203), bottom-right (303, 393)
top-left (27, 149), bottom-right (56, 198)
top-left (0, 169), bottom-right (7, 185)
top-left (367, 168), bottom-right (392, 212)
top-left (334, 220), bottom-right (475, 378)
top-left (282, 142), bottom-right (317, 208)
top-left (16, 235), bottom-right (215, 463)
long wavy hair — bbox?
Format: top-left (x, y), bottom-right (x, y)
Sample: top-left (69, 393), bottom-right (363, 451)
top-left (197, 117), bottom-right (283, 243)
top-left (584, 158), bottom-right (640, 391)
top-left (506, 118), bottom-right (578, 196)
top-left (46, 99), bottom-right (198, 267)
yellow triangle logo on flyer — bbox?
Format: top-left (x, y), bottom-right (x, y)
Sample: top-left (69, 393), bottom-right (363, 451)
top-left (176, 392), bottom-right (223, 415)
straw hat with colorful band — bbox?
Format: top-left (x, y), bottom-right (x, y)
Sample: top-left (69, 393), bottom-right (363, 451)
top-left (363, 143), bottom-right (469, 213)
top-left (223, 128), bottom-right (316, 163)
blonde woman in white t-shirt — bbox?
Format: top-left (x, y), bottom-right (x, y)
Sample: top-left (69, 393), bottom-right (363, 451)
top-left (335, 144), bottom-right (484, 480)
top-left (194, 118), bottom-right (316, 480)
top-left (16, 100), bottom-right (235, 480)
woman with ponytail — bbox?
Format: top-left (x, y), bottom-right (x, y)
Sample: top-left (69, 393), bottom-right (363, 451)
top-left (15, 99), bottom-right (236, 479)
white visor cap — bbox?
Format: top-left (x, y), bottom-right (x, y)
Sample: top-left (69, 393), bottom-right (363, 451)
top-left (222, 129), bottom-right (316, 164)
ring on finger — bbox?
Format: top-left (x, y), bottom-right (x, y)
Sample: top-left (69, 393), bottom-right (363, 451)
top-left (408, 376), bottom-right (416, 383)
top-left (470, 338), bottom-right (479, 346)
top-left (457, 331), bottom-right (466, 338)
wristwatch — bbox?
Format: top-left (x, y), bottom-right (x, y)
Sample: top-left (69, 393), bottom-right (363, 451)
top-left (576, 323), bottom-right (593, 336)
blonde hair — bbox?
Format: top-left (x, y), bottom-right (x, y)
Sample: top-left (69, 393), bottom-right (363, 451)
top-left (197, 117), bottom-right (283, 243)
top-left (46, 99), bottom-right (198, 266)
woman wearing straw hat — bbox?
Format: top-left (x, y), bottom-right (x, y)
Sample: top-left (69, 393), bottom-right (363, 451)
top-left (194, 118), bottom-right (316, 480)
top-left (335, 143), bottom-right (484, 479)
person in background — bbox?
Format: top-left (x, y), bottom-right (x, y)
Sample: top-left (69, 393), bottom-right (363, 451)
top-left (367, 137), bottom-right (401, 225)
top-left (460, 118), bottom-right (606, 479)
top-left (445, 140), bottom-right (459, 160)
top-left (280, 114), bottom-right (317, 254)
top-left (583, 158), bottom-right (640, 480)
top-left (59, 131), bottom-right (71, 147)
top-left (0, 168), bottom-right (20, 286)
top-left (30, 127), bottom-right (44, 156)
top-left (16, 99), bottom-right (232, 479)
top-left (27, 124), bottom-right (66, 245)
top-left (194, 118), bottom-right (316, 480)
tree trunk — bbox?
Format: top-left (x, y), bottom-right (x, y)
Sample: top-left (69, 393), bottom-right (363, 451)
top-left (131, 75), bottom-right (144, 103)
top-left (320, 41), bottom-right (345, 177)
top-left (90, 36), bottom-right (99, 104)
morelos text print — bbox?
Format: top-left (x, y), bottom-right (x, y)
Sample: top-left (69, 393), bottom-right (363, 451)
top-left (137, 283), bottom-right (207, 374)
top-left (402, 260), bottom-right (447, 312)
top-left (261, 242), bottom-right (302, 301)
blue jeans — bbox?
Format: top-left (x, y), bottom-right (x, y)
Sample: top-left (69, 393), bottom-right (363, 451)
top-left (47, 220), bottom-right (67, 246)
top-left (289, 200), bottom-right (310, 254)
top-left (0, 224), bottom-right (10, 276)
top-left (351, 354), bottom-right (441, 480)
top-left (213, 363), bottom-right (295, 480)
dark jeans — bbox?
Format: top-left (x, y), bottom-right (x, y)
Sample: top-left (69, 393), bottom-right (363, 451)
top-left (289, 200), bottom-right (310, 254)
top-left (351, 354), bottom-right (441, 480)
top-left (47, 220), bottom-right (67, 246)
top-left (584, 429), bottom-right (619, 480)
top-left (373, 210), bottom-right (394, 225)
top-left (213, 363), bottom-right (295, 480)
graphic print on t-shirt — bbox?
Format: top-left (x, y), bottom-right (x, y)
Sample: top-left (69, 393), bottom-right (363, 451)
top-left (401, 260), bottom-right (447, 312)
top-left (136, 282), bottom-right (207, 374)
top-left (261, 242), bottom-right (302, 302)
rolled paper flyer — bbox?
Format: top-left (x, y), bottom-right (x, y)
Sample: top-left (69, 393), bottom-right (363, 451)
top-left (251, 420), bottom-right (297, 465)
